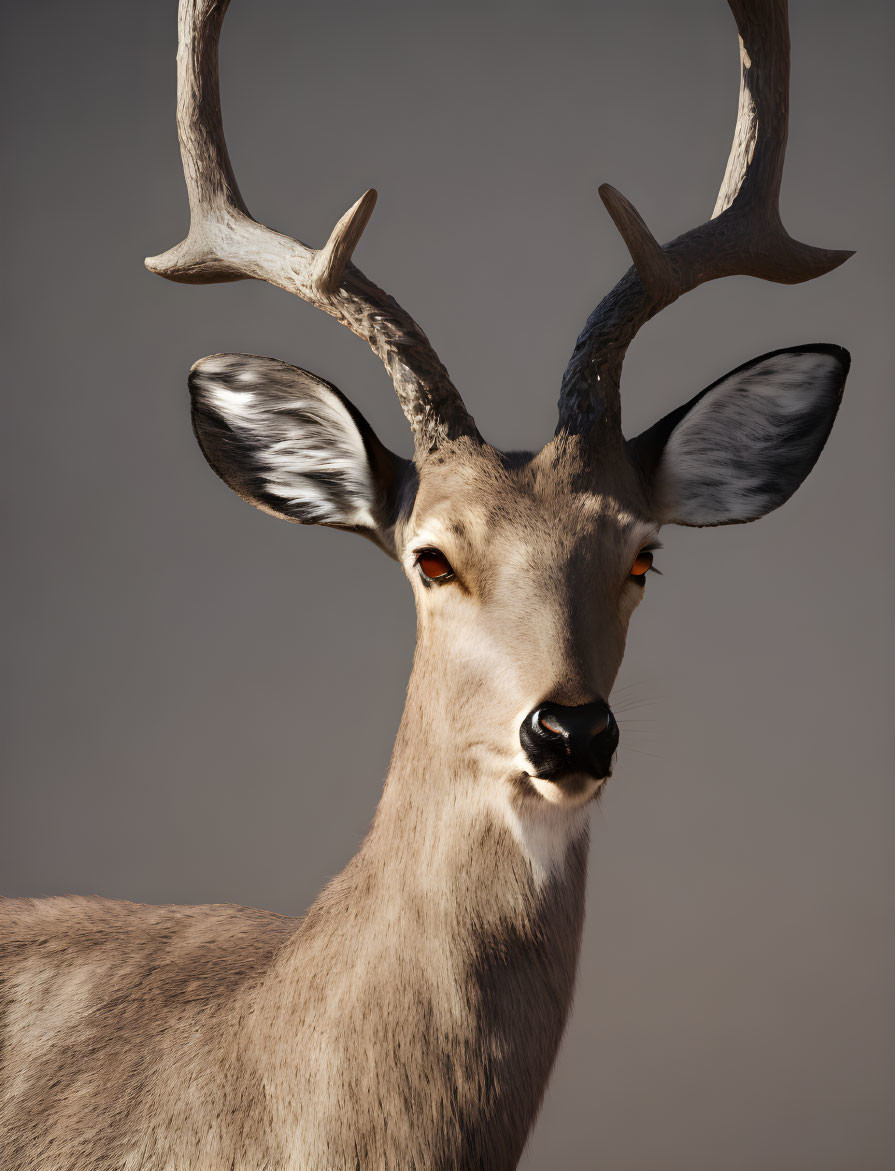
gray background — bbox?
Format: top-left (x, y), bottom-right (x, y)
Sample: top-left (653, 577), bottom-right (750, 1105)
top-left (2, 1), bottom-right (892, 1167)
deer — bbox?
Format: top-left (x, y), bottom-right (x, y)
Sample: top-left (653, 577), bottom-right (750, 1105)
top-left (0, 1), bottom-right (852, 1168)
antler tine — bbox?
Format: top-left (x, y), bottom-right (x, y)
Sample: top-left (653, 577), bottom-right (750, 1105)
top-left (557, 0), bottom-right (854, 438)
top-left (145, 0), bottom-right (479, 455)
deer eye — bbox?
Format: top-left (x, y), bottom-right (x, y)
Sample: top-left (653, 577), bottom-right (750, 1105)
top-left (630, 549), bottom-right (654, 580)
top-left (416, 548), bottom-right (455, 583)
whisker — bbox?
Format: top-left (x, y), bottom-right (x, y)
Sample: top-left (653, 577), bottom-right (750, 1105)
top-left (618, 747), bottom-right (666, 761)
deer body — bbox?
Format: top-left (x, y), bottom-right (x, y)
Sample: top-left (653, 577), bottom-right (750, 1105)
top-left (1, 833), bottom-right (585, 1171)
top-left (2, 1), bottom-right (853, 1167)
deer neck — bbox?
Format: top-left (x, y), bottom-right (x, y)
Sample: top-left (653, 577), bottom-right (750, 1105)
top-left (264, 641), bottom-right (590, 1164)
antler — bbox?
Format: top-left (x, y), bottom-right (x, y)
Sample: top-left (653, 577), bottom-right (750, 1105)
top-left (146, 0), bottom-right (479, 455)
top-left (557, 0), bottom-right (854, 437)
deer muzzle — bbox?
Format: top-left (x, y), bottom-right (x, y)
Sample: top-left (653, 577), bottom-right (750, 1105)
top-left (519, 700), bottom-right (619, 783)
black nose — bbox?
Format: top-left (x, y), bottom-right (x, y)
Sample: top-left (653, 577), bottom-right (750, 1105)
top-left (520, 700), bottom-right (619, 782)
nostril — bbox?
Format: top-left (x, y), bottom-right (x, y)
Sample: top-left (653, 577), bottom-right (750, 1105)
top-left (590, 711), bottom-right (609, 738)
top-left (534, 709), bottom-right (565, 738)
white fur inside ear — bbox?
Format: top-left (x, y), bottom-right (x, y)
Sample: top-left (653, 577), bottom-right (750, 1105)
top-left (192, 356), bottom-right (379, 529)
top-left (255, 395), bottom-right (375, 527)
top-left (654, 351), bottom-right (844, 526)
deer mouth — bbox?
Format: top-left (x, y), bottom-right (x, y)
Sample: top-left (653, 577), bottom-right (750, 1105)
top-left (520, 767), bottom-right (611, 808)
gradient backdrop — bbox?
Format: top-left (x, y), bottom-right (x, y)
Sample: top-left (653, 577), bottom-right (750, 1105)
top-left (2, 1), bottom-right (892, 1167)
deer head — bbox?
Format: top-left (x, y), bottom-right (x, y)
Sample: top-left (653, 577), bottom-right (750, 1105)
top-left (147, 0), bottom-right (851, 818)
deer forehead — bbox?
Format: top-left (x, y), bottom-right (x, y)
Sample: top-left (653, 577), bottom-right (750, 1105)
top-left (403, 449), bottom-right (656, 576)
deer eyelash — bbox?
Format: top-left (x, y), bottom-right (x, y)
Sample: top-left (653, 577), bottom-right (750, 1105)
top-left (640, 539), bottom-right (664, 575)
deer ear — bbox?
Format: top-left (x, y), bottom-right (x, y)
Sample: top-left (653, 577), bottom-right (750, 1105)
top-left (627, 345), bottom-right (850, 527)
top-left (189, 354), bottom-right (409, 555)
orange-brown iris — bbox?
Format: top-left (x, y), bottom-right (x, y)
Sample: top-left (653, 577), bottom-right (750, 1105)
top-left (630, 550), bottom-right (654, 578)
top-left (417, 549), bottom-right (454, 581)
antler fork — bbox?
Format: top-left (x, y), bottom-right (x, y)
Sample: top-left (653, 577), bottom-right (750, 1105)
top-left (557, 0), bottom-right (853, 437)
top-left (145, 0), bottom-right (479, 454)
